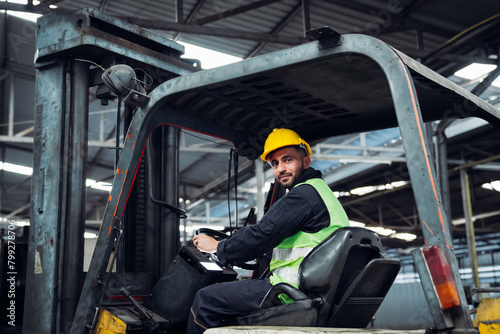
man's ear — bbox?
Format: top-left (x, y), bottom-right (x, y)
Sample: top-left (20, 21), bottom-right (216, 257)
top-left (303, 155), bottom-right (311, 169)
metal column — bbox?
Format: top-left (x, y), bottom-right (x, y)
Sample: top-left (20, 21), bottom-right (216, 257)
top-left (460, 169), bottom-right (480, 289)
top-left (30, 10), bottom-right (197, 333)
top-left (148, 125), bottom-right (181, 274)
top-left (25, 57), bottom-right (65, 334)
top-left (380, 53), bottom-right (474, 330)
top-left (160, 126), bottom-right (181, 273)
top-left (435, 120), bottom-right (454, 229)
top-left (60, 60), bottom-right (89, 332)
top-left (25, 58), bottom-right (89, 333)
top-left (8, 73), bottom-right (15, 137)
top-left (255, 159), bottom-right (265, 221)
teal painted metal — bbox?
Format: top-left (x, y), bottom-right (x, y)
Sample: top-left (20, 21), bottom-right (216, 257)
top-left (31, 10), bottom-right (500, 333)
top-left (26, 57), bottom-right (71, 334)
top-left (28, 9), bottom-right (196, 334)
top-left (71, 32), bottom-right (500, 332)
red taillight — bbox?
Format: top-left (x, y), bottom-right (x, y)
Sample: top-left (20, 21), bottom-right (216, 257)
top-left (422, 245), bottom-right (460, 310)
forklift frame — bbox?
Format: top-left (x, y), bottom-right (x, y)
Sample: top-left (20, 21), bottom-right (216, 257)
top-left (72, 29), bottom-right (499, 333)
top-left (26, 9), bottom-right (500, 334)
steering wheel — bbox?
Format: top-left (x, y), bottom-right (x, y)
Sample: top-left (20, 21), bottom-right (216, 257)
top-left (194, 228), bottom-right (261, 271)
top-left (195, 227), bottom-right (230, 240)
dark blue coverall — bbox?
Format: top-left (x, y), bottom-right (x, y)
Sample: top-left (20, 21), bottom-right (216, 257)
top-left (186, 167), bottom-right (335, 333)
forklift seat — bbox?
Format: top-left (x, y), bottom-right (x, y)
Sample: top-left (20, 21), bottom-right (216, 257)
top-left (230, 226), bottom-right (401, 328)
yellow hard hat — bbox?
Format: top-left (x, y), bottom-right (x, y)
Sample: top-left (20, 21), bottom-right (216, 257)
top-left (260, 128), bottom-right (311, 161)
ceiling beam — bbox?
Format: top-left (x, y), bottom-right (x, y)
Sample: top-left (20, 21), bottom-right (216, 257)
top-left (379, 0), bottom-right (431, 34)
top-left (2, 176), bottom-right (32, 194)
top-left (128, 17), bottom-right (308, 45)
top-left (175, 0), bottom-right (184, 24)
top-left (179, 152), bottom-right (216, 181)
top-left (192, 0), bottom-right (283, 26)
top-left (331, 0), bottom-right (451, 39)
top-left (38, 0), bottom-right (63, 5)
top-left (0, 2), bottom-right (39, 13)
top-left (247, 0), bottom-right (304, 58)
top-left (173, 0), bottom-right (207, 41)
top-left (346, 204), bottom-right (378, 226)
top-left (5, 202), bottom-right (30, 219)
top-left (187, 159), bottom-right (254, 201)
top-left (0, 1), bottom-right (54, 14)
top-left (471, 63), bottom-right (500, 96)
top-left (389, 204), bottom-right (417, 227)
top-left (449, 154), bottom-right (500, 172)
top-left (98, 0), bottom-right (110, 12)
top-left (341, 183), bottom-right (411, 207)
top-left (422, 13), bottom-right (500, 65)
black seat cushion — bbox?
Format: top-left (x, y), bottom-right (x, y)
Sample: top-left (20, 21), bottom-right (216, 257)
top-left (228, 299), bottom-right (317, 327)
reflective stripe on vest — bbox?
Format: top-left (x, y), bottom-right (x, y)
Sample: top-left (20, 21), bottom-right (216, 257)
top-left (269, 178), bottom-right (349, 289)
top-left (272, 246), bottom-right (315, 261)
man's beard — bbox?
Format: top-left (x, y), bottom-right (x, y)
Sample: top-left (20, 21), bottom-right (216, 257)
top-left (278, 165), bottom-right (305, 189)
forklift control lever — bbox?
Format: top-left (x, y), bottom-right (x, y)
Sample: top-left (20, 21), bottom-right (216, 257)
top-left (121, 287), bottom-right (160, 332)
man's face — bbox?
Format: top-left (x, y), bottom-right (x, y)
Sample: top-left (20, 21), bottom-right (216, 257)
top-left (267, 146), bottom-right (311, 189)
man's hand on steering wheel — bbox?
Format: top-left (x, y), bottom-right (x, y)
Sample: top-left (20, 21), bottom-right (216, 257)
top-left (193, 234), bottom-right (219, 253)
top-left (193, 228), bottom-right (261, 271)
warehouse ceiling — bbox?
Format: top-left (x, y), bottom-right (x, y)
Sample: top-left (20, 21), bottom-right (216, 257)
top-left (1, 0), bottom-right (500, 250)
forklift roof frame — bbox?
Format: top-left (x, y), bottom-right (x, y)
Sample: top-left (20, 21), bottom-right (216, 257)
top-left (58, 23), bottom-right (500, 332)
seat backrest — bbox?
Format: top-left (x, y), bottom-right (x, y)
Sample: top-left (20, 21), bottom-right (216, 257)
top-left (327, 257), bottom-right (401, 328)
top-left (298, 227), bottom-right (384, 325)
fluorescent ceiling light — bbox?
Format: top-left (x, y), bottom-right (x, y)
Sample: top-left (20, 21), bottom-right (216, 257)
top-left (391, 232), bottom-right (417, 241)
top-left (1, 218), bottom-right (30, 226)
top-left (7, 11), bottom-right (42, 21)
top-left (348, 222), bottom-right (416, 241)
top-left (1, 1), bottom-right (42, 21)
top-left (0, 162), bottom-right (112, 192)
top-left (86, 179), bottom-right (97, 187)
top-left (350, 185), bottom-right (379, 196)
top-left (86, 179), bottom-right (112, 192)
top-left (84, 232), bottom-right (98, 239)
top-left (0, 161), bottom-right (33, 175)
top-left (482, 180), bottom-right (500, 192)
top-left (91, 182), bottom-right (112, 192)
top-left (364, 226), bottom-right (417, 241)
top-left (333, 191), bottom-right (351, 197)
top-left (180, 224), bottom-right (226, 234)
top-left (455, 63), bottom-right (500, 88)
top-left (350, 181), bottom-right (408, 196)
top-left (455, 63), bottom-right (496, 80)
top-left (493, 77), bottom-right (500, 88)
top-left (365, 226), bottom-right (396, 236)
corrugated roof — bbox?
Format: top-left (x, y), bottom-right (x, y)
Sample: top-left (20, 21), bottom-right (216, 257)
top-left (1, 1), bottom-right (500, 248)
top-left (4, 15), bottom-right (36, 76)
top-left (43, 0), bottom-right (500, 64)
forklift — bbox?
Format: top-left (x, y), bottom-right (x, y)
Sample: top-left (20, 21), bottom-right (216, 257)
top-left (25, 9), bottom-right (500, 334)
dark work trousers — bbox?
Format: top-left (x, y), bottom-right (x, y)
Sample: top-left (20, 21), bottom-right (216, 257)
top-left (187, 278), bottom-right (273, 333)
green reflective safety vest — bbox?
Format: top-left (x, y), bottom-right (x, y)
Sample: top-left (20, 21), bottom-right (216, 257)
top-left (269, 178), bottom-right (349, 293)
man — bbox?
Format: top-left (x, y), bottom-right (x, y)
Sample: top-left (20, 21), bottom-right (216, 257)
top-left (187, 128), bottom-right (349, 333)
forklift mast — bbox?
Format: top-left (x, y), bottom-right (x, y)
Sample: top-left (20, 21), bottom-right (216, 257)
top-left (26, 8), bottom-right (500, 334)
top-left (25, 9), bottom-right (198, 334)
